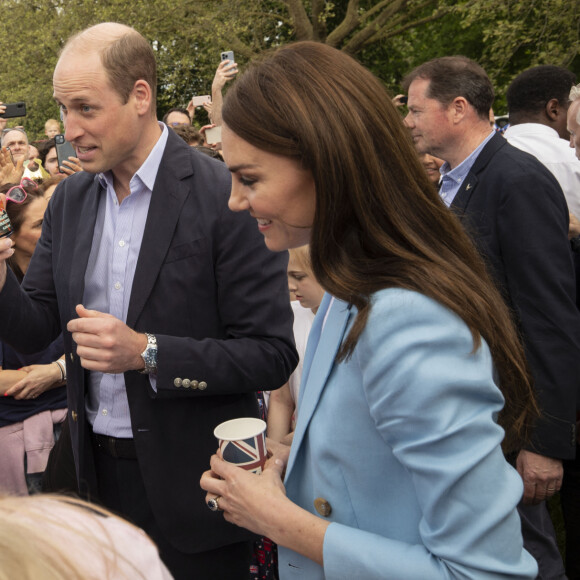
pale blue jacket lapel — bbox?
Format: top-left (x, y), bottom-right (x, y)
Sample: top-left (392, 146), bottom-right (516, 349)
top-left (286, 294), bottom-right (353, 477)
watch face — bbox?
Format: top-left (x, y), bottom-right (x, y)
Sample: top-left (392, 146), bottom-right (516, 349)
top-left (141, 335), bottom-right (158, 372)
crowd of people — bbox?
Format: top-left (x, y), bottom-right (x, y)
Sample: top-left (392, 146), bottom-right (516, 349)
top-left (1, 20), bottom-right (579, 580)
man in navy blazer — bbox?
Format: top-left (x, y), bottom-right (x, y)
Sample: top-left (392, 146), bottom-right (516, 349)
top-left (0, 23), bottom-right (297, 579)
top-left (404, 56), bottom-right (580, 579)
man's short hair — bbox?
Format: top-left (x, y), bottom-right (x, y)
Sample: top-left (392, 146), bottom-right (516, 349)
top-left (1, 127), bottom-right (28, 147)
top-left (162, 108), bottom-right (191, 125)
top-left (507, 65), bottom-right (576, 116)
top-left (402, 56), bottom-right (494, 121)
top-left (172, 124), bottom-right (201, 145)
top-left (62, 24), bottom-right (157, 115)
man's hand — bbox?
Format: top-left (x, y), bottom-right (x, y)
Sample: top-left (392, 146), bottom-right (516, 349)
top-left (516, 449), bottom-right (563, 504)
top-left (67, 304), bottom-right (147, 374)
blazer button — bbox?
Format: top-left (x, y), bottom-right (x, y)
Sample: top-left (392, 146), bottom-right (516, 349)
top-left (198, 381), bottom-right (207, 390)
top-left (71, 410), bottom-right (78, 422)
top-left (191, 380), bottom-right (199, 389)
top-left (174, 378), bottom-right (182, 387)
top-left (182, 379), bottom-right (191, 388)
top-left (314, 497), bottom-right (332, 517)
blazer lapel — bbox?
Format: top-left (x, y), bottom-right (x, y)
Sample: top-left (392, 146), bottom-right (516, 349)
top-left (286, 297), bottom-right (354, 476)
top-left (69, 176), bottom-right (102, 307)
top-left (451, 132), bottom-right (506, 218)
top-left (126, 134), bottom-right (193, 328)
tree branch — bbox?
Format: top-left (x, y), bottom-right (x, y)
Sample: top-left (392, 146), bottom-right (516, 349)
top-left (281, 0), bottom-right (313, 40)
top-left (326, 0), bottom-right (360, 47)
top-left (311, 0), bottom-right (327, 41)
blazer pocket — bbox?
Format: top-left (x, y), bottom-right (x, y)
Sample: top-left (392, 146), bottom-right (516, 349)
top-left (164, 237), bottom-right (207, 264)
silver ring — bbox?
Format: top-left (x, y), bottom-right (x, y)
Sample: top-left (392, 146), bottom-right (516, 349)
top-left (207, 496), bottom-right (222, 512)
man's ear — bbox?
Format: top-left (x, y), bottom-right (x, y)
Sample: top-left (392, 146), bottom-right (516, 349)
top-left (545, 98), bottom-right (562, 122)
top-left (132, 80), bottom-right (152, 116)
top-left (450, 96), bottom-right (469, 123)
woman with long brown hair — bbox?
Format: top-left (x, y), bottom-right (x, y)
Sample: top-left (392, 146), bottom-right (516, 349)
top-left (201, 42), bottom-right (538, 578)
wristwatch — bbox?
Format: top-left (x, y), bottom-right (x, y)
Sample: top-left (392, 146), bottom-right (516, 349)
top-left (139, 333), bottom-right (158, 374)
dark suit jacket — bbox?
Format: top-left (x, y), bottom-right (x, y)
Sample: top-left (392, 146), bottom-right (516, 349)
top-left (451, 132), bottom-right (580, 460)
top-left (0, 130), bottom-right (298, 552)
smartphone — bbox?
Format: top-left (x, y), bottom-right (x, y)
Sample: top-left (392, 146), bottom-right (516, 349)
top-left (191, 95), bottom-right (211, 108)
top-left (399, 96), bottom-right (408, 105)
top-left (55, 134), bottom-right (76, 168)
top-left (220, 51), bottom-right (235, 64)
top-left (205, 126), bottom-right (222, 145)
top-left (1, 102), bottom-right (26, 119)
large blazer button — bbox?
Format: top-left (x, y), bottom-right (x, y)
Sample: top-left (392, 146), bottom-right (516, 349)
top-left (174, 378), bottom-right (182, 387)
top-left (314, 497), bottom-right (332, 517)
top-left (198, 381), bottom-right (207, 390)
top-left (182, 379), bottom-right (191, 388)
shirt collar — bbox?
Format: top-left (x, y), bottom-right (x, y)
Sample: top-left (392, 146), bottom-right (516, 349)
top-left (98, 122), bottom-right (169, 192)
top-left (440, 130), bottom-right (495, 184)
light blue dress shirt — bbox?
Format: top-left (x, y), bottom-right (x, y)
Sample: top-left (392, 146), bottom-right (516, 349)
top-left (84, 124), bottom-right (169, 438)
top-left (439, 131), bottom-right (495, 207)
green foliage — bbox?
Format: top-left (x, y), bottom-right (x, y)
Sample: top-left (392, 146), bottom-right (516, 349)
top-left (0, 0), bottom-right (578, 139)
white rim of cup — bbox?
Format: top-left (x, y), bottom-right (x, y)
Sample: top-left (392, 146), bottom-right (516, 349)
top-left (214, 417), bottom-right (267, 441)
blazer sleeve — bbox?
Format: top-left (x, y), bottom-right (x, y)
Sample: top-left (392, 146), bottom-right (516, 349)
top-left (322, 292), bottom-right (537, 579)
top-left (150, 169), bottom-right (299, 398)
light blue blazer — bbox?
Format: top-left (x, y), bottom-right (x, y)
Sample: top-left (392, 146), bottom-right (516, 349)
top-left (279, 290), bottom-right (537, 579)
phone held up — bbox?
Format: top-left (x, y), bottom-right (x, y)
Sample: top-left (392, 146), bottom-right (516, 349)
top-left (220, 51), bottom-right (235, 64)
top-left (55, 134), bottom-right (76, 169)
top-left (190, 95), bottom-right (211, 109)
top-left (0, 102), bottom-right (26, 119)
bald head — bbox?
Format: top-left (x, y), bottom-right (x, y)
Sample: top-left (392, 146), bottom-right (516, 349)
top-left (57, 22), bottom-right (157, 115)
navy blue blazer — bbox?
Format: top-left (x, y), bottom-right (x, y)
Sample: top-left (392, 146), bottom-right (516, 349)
top-left (0, 129), bottom-right (298, 553)
top-left (451, 133), bottom-right (580, 459)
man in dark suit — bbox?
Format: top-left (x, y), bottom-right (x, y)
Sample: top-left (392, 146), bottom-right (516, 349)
top-left (0, 23), bottom-right (297, 579)
top-left (403, 56), bottom-right (580, 580)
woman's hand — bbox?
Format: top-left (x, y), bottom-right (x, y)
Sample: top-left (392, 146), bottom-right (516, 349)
top-left (0, 147), bottom-right (25, 186)
top-left (200, 452), bottom-right (288, 538)
top-left (212, 60), bottom-right (238, 93)
top-left (4, 363), bottom-right (63, 399)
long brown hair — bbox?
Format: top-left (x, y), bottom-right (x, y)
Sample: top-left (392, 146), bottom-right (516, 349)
top-left (222, 41), bottom-right (537, 452)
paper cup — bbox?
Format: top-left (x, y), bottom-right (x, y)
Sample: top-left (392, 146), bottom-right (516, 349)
top-left (214, 417), bottom-right (267, 474)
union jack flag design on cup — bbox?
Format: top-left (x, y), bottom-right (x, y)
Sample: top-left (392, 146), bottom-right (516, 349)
top-left (220, 433), bottom-right (266, 474)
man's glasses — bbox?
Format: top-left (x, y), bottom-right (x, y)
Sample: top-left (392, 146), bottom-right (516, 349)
top-left (168, 122), bottom-right (190, 128)
top-left (5, 178), bottom-right (37, 204)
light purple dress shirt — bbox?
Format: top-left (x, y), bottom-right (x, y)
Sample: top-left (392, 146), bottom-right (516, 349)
top-left (84, 124), bottom-right (169, 438)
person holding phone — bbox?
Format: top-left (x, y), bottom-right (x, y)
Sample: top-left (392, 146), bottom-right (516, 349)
top-left (209, 54), bottom-right (238, 127)
top-left (200, 41), bottom-right (539, 579)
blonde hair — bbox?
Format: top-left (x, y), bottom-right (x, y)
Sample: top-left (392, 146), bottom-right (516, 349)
top-left (0, 494), bottom-right (152, 579)
top-left (288, 245), bottom-right (313, 273)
